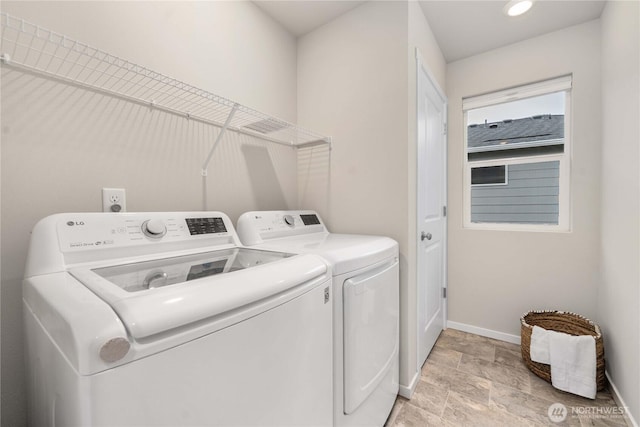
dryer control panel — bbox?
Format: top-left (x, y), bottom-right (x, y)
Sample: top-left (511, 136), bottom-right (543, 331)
top-left (237, 210), bottom-right (328, 246)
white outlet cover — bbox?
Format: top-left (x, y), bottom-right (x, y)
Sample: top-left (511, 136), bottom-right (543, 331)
top-left (102, 188), bottom-right (126, 213)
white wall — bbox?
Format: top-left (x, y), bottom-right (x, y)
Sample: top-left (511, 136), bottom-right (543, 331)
top-left (408, 2), bottom-right (446, 90)
top-left (599, 0), bottom-right (640, 423)
top-left (446, 21), bottom-right (602, 337)
top-left (297, 0), bottom-right (446, 393)
top-left (297, 1), bottom-right (408, 235)
top-left (0, 2), bottom-right (299, 426)
top-left (1, 1), bottom-right (297, 122)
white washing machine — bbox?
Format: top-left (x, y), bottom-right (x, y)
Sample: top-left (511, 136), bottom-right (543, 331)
top-left (23, 211), bottom-right (333, 427)
top-left (237, 210), bottom-right (399, 427)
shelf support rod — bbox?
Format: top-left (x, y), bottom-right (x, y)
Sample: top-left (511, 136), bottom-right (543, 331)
top-left (202, 103), bottom-right (239, 210)
top-left (202, 103), bottom-right (239, 173)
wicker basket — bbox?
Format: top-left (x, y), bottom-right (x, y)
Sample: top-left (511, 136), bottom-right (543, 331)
top-left (520, 310), bottom-right (606, 391)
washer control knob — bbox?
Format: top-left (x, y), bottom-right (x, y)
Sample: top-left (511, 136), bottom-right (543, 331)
top-left (283, 214), bottom-right (295, 227)
top-left (142, 219), bottom-right (167, 239)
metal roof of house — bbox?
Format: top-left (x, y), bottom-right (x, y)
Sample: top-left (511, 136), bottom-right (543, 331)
top-left (468, 115), bottom-right (564, 149)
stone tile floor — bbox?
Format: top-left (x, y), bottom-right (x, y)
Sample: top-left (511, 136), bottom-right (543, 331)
top-left (385, 329), bottom-right (630, 427)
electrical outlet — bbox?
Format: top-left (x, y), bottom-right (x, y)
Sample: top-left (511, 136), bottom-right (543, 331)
top-left (102, 188), bottom-right (126, 213)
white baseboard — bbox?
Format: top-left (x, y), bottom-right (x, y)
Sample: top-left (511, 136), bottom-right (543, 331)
top-left (398, 370), bottom-right (420, 399)
top-left (446, 320), bottom-right (521, 345)
top-left (606, 371), bottom-right (638, 427)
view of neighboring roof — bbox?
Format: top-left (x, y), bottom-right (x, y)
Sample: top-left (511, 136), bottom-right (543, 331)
top-left (468, 114), bottom-right (564, 149)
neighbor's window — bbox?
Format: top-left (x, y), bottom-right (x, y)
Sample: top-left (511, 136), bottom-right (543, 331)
top-left (463, 75), bottom-right (571, 230)
top-left (471, 165), bottom-right (507, 186)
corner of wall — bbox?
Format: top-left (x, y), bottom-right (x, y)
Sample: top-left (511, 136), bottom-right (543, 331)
top-left (598, 0), bottom-right (640, 424)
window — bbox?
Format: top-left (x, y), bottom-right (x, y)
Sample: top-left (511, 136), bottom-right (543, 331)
top-left (463, 76), bottom-right (571, 230)
top-left (471, 166), bottom-right (507, 186)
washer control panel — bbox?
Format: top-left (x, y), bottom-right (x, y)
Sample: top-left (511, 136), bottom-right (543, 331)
top-left (55, 212), bottom-right (235, 253)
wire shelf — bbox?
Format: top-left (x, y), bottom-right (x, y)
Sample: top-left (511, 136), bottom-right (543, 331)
top-left (0, 12), bottom-right (330, 148)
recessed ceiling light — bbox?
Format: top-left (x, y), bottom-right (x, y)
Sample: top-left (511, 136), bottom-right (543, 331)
top-left (504, 0), bottom-right (534, 17)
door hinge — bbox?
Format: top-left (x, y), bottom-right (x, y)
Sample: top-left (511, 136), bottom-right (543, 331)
top-left (443, 206), bottom-right (447, 217)
top-left (443, 288), bottom-right (447, 298)
top-left (443, 122), bottom-right (447, 135)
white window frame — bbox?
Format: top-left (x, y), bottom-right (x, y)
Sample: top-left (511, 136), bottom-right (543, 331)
top-left (463, 75), bottom-right (572, 232)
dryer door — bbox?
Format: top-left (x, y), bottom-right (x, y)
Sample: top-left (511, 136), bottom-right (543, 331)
top-left (343, 259), bottom-right (399, 414)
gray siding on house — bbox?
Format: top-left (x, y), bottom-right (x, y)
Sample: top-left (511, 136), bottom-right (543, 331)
top-left (471, 161), bottom-right (560, 224)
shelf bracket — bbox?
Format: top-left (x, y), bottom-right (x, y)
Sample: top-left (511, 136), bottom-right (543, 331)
top-left (202, 103), bottom-right (239, 174)
top-left (202, 103), bottom-right (239, 210)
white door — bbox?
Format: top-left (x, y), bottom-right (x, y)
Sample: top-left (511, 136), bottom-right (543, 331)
top-left (416, 53), bottom-right (447, 368)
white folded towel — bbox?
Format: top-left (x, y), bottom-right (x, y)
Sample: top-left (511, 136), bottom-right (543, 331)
top-left (528, 325), bottom-right (597, 399)
top-left (549, 331), bottom-right (597, 399)
top-left (530, 325), bottom-right (551, 364)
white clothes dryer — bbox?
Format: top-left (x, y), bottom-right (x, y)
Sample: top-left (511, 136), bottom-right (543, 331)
top-left (23, 211), bottom-right (333, 427)
top-left (237, 210), bottom-right (399, 427)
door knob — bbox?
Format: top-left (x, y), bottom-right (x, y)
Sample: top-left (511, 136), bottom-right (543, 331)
top-left (421, 232), bottom-right (432, 241)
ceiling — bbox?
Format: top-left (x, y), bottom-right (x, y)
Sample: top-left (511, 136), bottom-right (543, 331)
top-left (253, 1), bottom-right (366, 37)
top-left (253, 0), bottom-right (606, 62)
top-left (419, 1), bottom-right (606, 62)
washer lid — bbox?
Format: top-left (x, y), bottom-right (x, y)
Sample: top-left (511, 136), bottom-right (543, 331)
top-left (70, 249), bottom-right (328, 339)
top-left (254, 234), bottom-right (398, 276)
